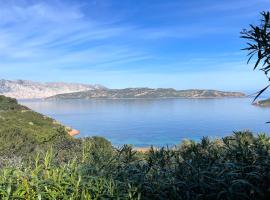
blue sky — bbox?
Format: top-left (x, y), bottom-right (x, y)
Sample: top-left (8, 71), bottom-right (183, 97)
top-left (0, 0), bottom-right (269, 92)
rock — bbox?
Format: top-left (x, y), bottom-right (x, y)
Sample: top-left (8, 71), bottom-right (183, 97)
top-left (68, 129), bottom-right (80, 137)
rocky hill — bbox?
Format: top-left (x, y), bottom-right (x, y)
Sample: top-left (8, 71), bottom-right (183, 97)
top-left (0, 79), bottom-right (106, 99)
top-left (47, 88), bottom-right (245, 100)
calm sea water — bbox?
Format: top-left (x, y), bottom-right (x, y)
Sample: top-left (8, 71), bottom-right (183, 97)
top-left (20, 98), bottom-right (270, 147)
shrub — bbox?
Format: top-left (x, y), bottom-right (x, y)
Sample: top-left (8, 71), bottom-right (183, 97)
top-left (1, 131), bottom-right (270, 199)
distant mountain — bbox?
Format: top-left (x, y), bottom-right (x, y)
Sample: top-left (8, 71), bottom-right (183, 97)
top-left (47, 88), bottom-right (245, 100)
top-left (0, 79), bottom-right (106, 99)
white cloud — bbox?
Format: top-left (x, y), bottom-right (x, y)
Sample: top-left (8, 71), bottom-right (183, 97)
top-left (0, 0), bottom-right (143, 68)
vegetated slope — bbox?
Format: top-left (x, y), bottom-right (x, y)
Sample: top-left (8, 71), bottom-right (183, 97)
top-left (0, 79), bottom-right (106, 99)
top-left (0, 95), bottom-right (80, 161)
top-left (48, 88), bottom-right (246, 100)
top-left (0, 95), bottom-right (28, 110)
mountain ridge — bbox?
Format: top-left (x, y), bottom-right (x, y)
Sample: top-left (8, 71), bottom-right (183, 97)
top-left (0, 79), bottom-right (246, 99)
top-left (0, 79), bottom-right (106, 99)
top-left (47, 88), bottom-right (246, 100)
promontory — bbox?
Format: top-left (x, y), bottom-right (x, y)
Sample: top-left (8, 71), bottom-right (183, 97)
top-left (47, 88), bottom-right (245, 100)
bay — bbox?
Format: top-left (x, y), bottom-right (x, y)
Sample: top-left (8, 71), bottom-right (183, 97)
top-left (20, 98), bottom-right (270, 147)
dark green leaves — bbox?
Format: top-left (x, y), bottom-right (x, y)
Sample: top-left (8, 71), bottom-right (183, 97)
top-left (241, 11), bottom-right (270, 100)
top-left (2, 131), bottom-right (270, 200)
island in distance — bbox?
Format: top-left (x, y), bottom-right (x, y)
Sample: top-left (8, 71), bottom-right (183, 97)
top-left (47, 88), bottom-right (245, 100)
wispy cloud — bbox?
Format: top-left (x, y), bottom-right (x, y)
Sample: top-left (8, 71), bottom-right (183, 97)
top-left (0, 0), bottom-right (149, 70)
top-left (0, 0), bottom-right (268, 90)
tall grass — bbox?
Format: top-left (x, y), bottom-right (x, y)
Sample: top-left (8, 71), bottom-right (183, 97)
top-left (0, 131), bottom-right (270, 199)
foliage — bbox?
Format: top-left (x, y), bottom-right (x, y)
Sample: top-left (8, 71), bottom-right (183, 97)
top-left (0, 95), bottom-right (28, 111)
top-left (0, 131), bottom-right (269, 199)
top-left (0, 95), bottom-right (81, 163)
top-left (241, 11), bottom-right (270, 101)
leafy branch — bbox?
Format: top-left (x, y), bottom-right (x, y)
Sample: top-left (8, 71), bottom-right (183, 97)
top-left (241, 11), bottom-right (270, 102)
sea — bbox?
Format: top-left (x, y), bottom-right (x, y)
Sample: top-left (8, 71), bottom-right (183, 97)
top-left (20, 98), bottom-right (270, 147)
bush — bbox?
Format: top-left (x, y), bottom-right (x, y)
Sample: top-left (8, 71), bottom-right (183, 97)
top-left (0, 131), bottom-right (270, 199)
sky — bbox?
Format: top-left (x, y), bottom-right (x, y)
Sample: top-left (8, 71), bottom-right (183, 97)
top-left (0, 0), bottom-right (270, 92)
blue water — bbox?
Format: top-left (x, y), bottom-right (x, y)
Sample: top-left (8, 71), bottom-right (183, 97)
top-left (20, 98), bottom-right (270, 147)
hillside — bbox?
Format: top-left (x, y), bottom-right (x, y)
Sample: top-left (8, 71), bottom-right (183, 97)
top-left (0, 79), bottom-right (106, 99)
top-left (0, 95), bottom-right (80, 161)
top-left (47, 88), bottom-right (246, 100)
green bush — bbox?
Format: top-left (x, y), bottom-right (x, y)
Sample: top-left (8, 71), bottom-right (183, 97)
top-left (0, 131), bottom-right (270, 199)
top-left (0, 95), bottom-right (81, 163)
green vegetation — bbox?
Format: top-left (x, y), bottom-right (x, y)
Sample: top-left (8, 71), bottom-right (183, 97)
top-left (0, 131), bottom-right (270, 199)
top-left (0, 95), bottom-right (80, 163)
top-left (0, 95), bottom-right (270, 199)
top-left (0, 95), bottom-right (28, 111)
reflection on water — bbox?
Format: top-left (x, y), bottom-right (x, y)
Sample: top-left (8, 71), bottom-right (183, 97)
top-left (20, 98), bottom-right (270, 147)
